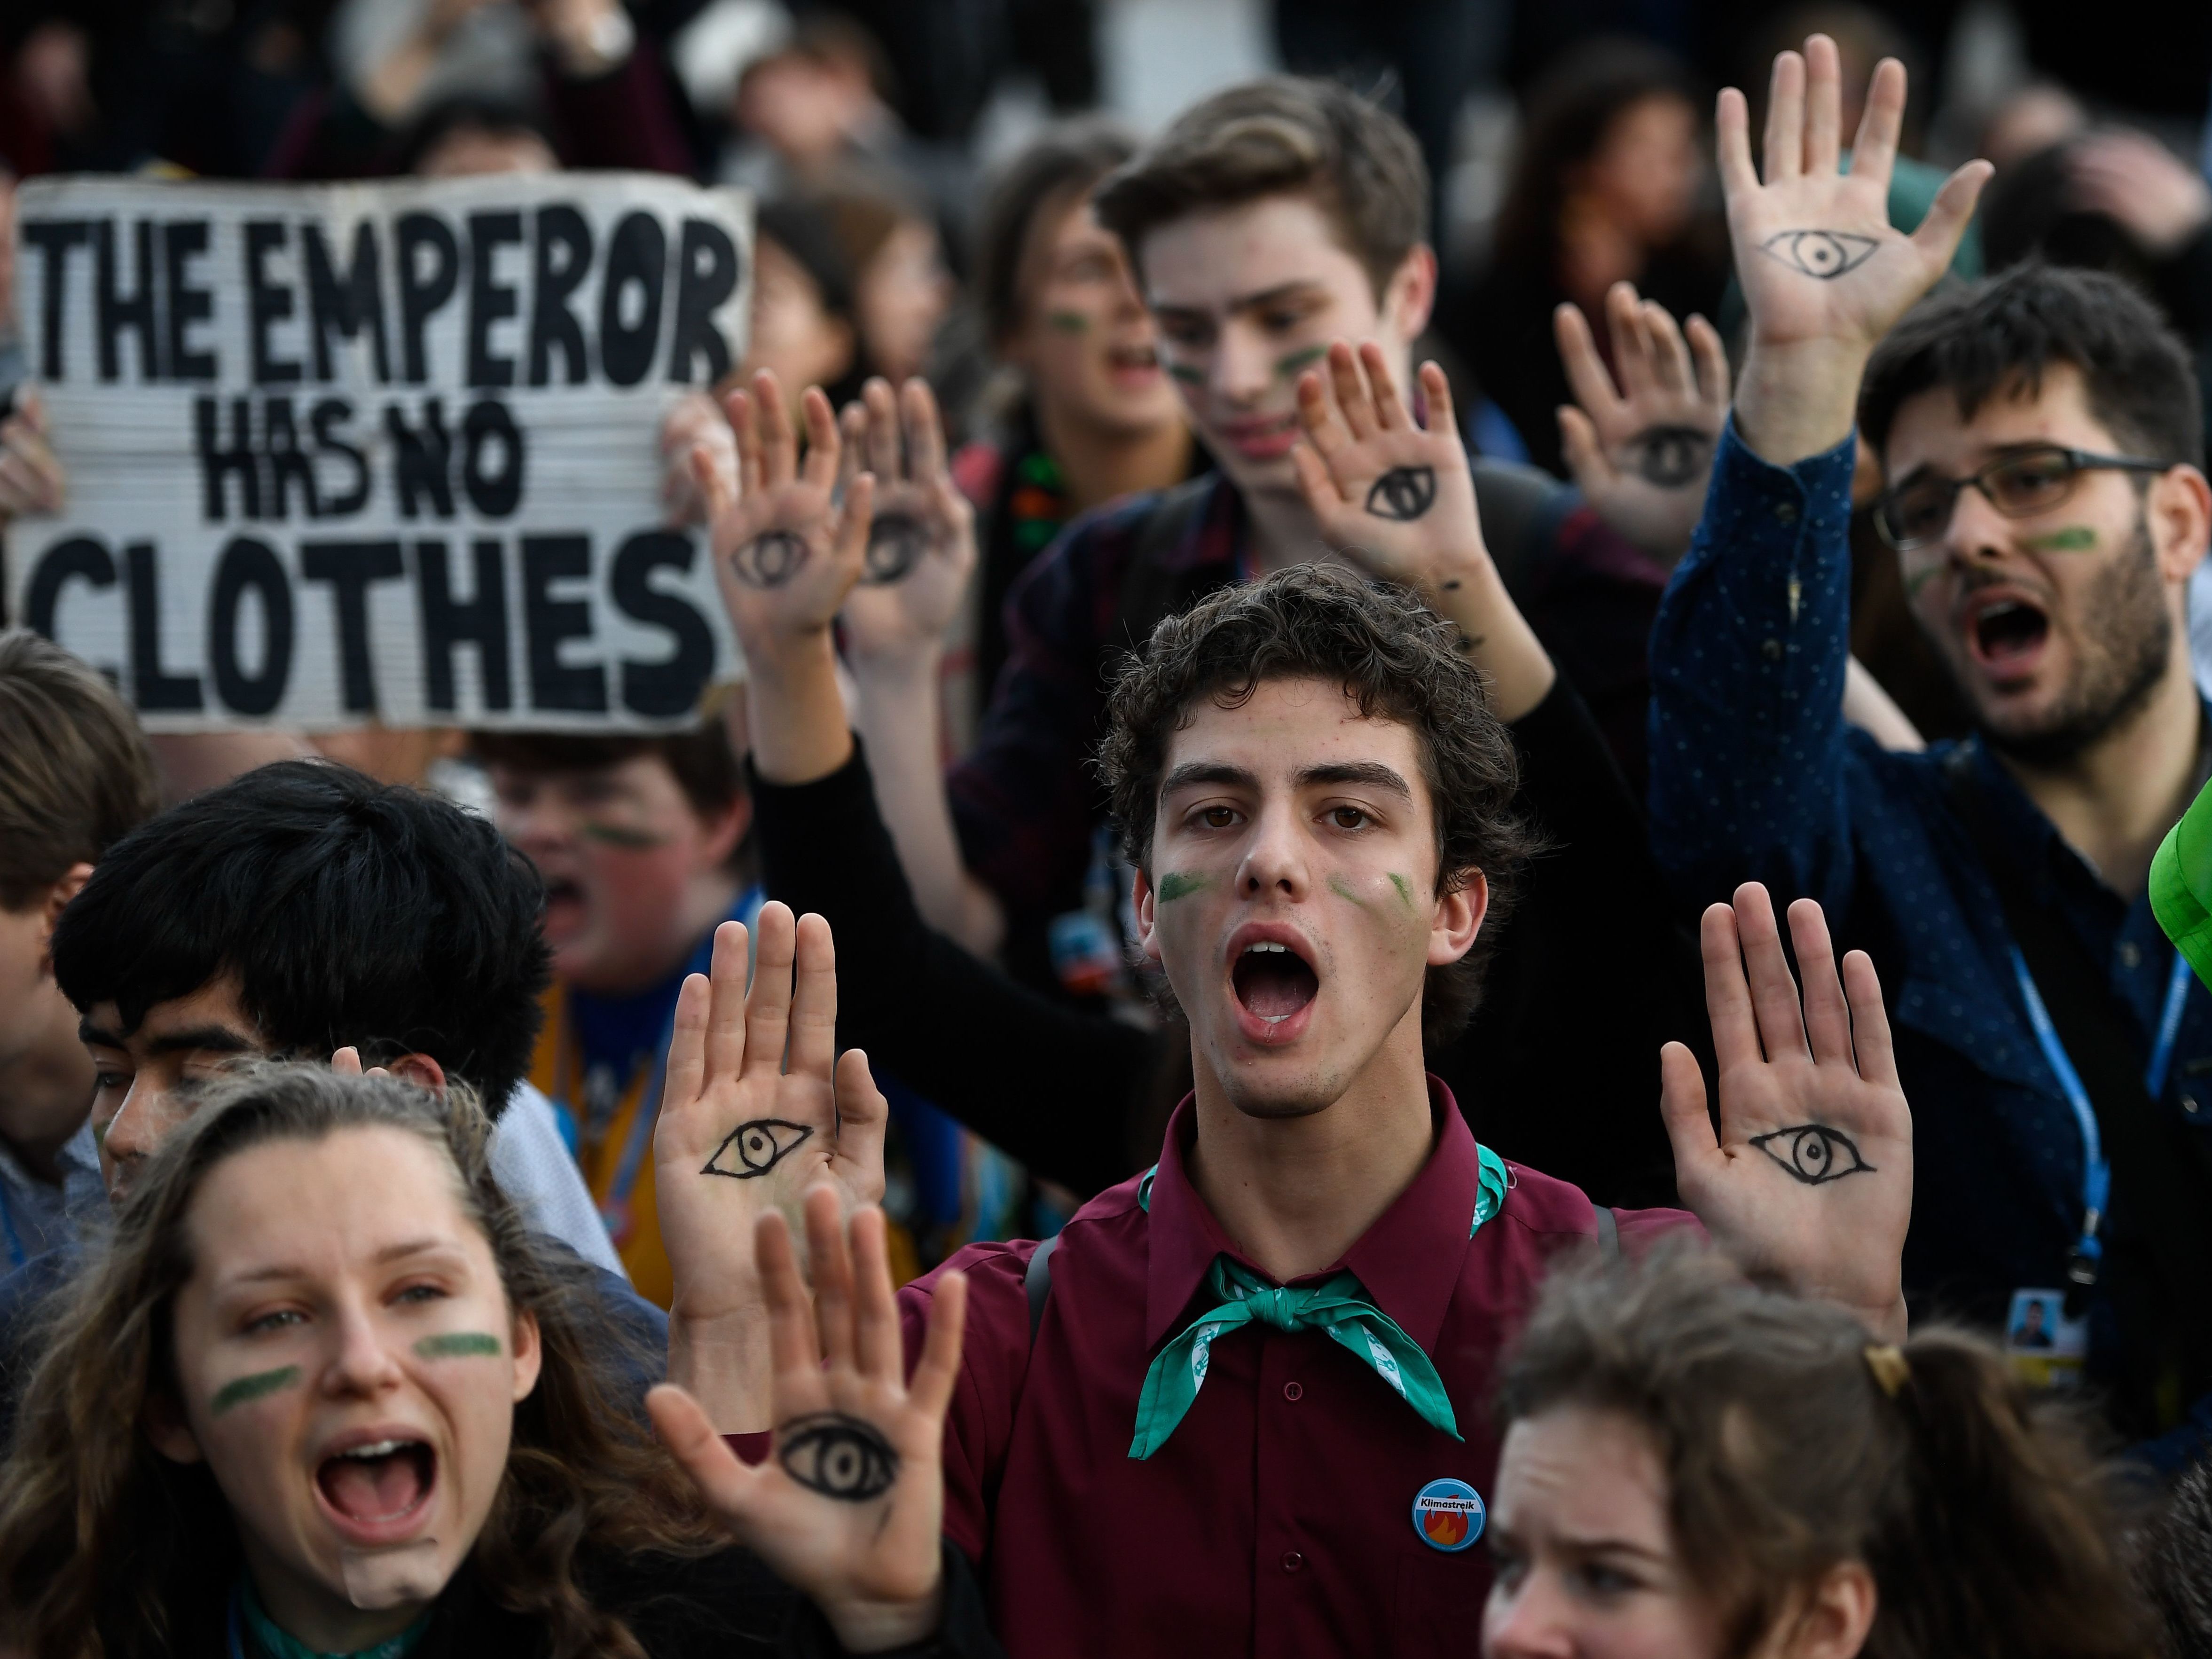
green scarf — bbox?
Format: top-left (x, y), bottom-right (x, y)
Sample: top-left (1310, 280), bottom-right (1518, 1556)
top-left (2152, 775), bottom-right (2212, 993)
top-left (1127, 1143), bottom-right (1507, 1460)
top-left (237, 1576), bottom-right (431, 1659)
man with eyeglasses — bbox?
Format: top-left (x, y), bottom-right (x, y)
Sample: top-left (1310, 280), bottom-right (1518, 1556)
top-left (1649, 38), bottom-right (2212, 1462)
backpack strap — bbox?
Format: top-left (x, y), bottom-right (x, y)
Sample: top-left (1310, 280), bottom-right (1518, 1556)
top-left (1024, 1232), bottom-right (1059, 1342)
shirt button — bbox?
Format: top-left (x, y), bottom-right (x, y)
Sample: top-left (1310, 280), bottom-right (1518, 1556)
top-left (1281, 1552), bottom-right (1304, 1573)
top-left (1283, 1381), bottom-right (1304, 1401)
top-left (2184, 1093), bottom-right (2202, 1117)
top-left (2120, 942), bottom-right (2141, 969)
top-left (1775, 500), bottom-right (1799, 524)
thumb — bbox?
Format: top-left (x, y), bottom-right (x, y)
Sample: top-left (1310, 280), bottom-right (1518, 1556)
top-left (1556, 405), bottom-right (1617, 497)
top-left (1909, 159), bottom-right (1994, 270)
top-left (1657, 1040), bottom-right (1718, 1174)
top-left (647, 1384), bottom-right (762, 1520)
top-left (832, 1047), bottom-right (890, 1205)
top-left (1288, 441), bottom-right (1345, 525)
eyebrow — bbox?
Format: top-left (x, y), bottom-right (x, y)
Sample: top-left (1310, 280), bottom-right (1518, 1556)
top-left (1161, 761), bottom-right (1261, 796)
top-left (78, 1019), bottom-right (259, 1057)
top-left (1152, 280), bottom-right (1331, 322)
top-left (1297, 762), bottom-right (1412, 801)
top-left (222, 1237), bottom-right (457, 1288)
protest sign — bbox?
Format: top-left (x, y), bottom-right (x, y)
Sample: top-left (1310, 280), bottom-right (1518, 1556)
top-left (5, 173), bottom-right (749, 731)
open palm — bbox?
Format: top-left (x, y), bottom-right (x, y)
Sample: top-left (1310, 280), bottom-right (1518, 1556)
top-left (837, 377), bottom-right (977, 665)
top-left (1723, 42), bottom-right (1985, 355)
top-left (1661, 884), bottom-right (1913, 1338)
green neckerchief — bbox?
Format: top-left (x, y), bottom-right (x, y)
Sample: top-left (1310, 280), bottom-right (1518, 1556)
top-left (2152, 774), bottom-right (2212, 994)
top-left (1127, 1143), bottom-right (1508, 1459)
top-left (237, 1575), bottom-right (432, 1659)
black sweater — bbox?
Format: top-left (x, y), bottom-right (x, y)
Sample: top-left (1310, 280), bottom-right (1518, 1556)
top-left (752, 676), bottom-right (1702, 1210)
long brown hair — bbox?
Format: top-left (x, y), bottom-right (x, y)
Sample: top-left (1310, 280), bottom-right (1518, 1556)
top-left (0, 1065), bottom-right (720, 1659)
top-left (1498, 1246), bottom-right (2152, 1659)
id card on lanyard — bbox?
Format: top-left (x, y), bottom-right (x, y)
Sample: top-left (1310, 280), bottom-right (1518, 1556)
top-left (2005, 942), bottom-right (2191, 1387)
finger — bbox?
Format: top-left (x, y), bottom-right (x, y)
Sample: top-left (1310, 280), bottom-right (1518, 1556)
top-left (788, 912), bottom-right (839, 1083)
top-left (863, 376), bottom-right (903, 481)
top-left (1849, 56), bottom-right (1907, 184)
top-left (1554, 303), bottom-right (1626, 428)
top-left (1294, 368), bottom-right (1352, 462)
top-left (1289, 437), bottom-right (1347, 518)
top-left (1716, 87), bottom-right (1759, 199)
top-left (907, 1269), bottom-right (968, 1423)
top-left (647, 1384), bottom-right (761, 1515)
top-left (753, 370), bottom-right (797, 485)
top-left (758, 1211), bottom-right (824, 1381)
top-left (1763, 49), bottom-right (1805, 181)
top-left (16, 387), bottom-right (44, 433)
top-left (726, 388), bottom-right (764, 499)
top-left (903, 376), bottom-right (950, 482)
top-left (805, 1185), bottom-right (860, 1373)
top-left (662, 970), bottom-right (712, 1121)
top-left (1419, 361), bottom-right (1459, 440)
top-left (1841, 950), bottom-right (1900, 1090)
top-left (690, 441), bottom-right (736, 529)
top-left (1359, 340), bottom-right (1410, 431)
top-left (1803, 33), bottom-right (1842, 176)
top-left (835, 401), bottom-right (865, 495)
top-left (1641, 300), bottom-right (1694, 396)
top-left (1910, 159), bottom-right (1995, 271)
top-left (1555, 405), bottom-right (1618, 496)
top-left (744, 899), bottom-right (797, 1079)
top-left (331, 1046), bottom-right (364, 1076)
top-left (1657, 1040), bottom-right (1719, 1172)
top-left (799, 386), bottom-right (841, 492)
top-left (1326, 341), bottom-right (1376, 443)
top-left (847, 1205), bottom-right (902, 1383)
top-left (1733, 882), bottom-right (1811, 1062)
top-left (1787, 897), bottom-right (1852, 1065)
top-left (1699, 902), bottom-right (1762, 1074)
top-left (1607, 283), bottom-right (1656, 401)
top-left (1685, 314), bottom-right (1732, 409)
top-left (832, 470), bottom-right (876, 584)
top-left (703, 918), bottom-right (751, 1088)
top-left (832, 1047), bottom-right (890, 1203)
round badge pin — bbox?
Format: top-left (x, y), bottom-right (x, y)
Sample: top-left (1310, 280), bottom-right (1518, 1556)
top-left (1411, 1477), bottom-right (1485, 1552)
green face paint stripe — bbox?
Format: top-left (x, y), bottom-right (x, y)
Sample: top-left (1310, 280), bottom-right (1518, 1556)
top-left (1327, 874), bottom-right (1370, 907)
top-left (414, 1332), bottom-right (502, 1360)
top-left (212, 1366), bottom-right (302, 1415)
top-left (1166, 363), bottom-right (1204, 385)
top-left (2021, 526), bottom-right (2097, 551)
top-left (1157, 871), bottom-right (1209, 902)
top-left (579, 821), bottom-right (668, 849)
top-left (1274, 346), bottom-right (1326, 379)
top-left (1044, 310), bottom-right (1090, 334)
top-left (1388, 873), bottom-right (1417, 911)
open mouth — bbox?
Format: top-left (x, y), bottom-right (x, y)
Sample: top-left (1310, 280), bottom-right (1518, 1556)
top-left (541, 876), bottom-right (586, 930)
top-left (1967, 594), bottom-right (2050, 674)
top-left (316, 1438), bottom-right (436, 1535)
top-left (1217, 414), bottom-right (1300, 461)
top-left (1232, 939), bottom-right (1320, 1028)
top-left (1106, 341), bottom-right (1159, 375)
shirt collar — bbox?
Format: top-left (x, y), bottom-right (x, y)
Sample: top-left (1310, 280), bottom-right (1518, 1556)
top-left (1142, 1076), bottom-right (1483, 1355)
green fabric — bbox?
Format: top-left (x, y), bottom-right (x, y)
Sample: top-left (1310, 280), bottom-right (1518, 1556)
top-left (2151, 776), bottom-right (2212, 992)
top-left (241, 1576), bottom-right (431, 1659)
top-left (1126, 1143), bottom-right (1507, 1459)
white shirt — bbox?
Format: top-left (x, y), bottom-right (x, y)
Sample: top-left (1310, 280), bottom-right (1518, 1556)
top-left (491, 1081), bottom-right (628, 1279)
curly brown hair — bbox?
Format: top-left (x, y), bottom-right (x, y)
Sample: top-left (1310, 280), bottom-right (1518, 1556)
top-left (0, 1065), bottom-right (721, 1659)
top-left (1500, 1246), bottom-right (2151, 1659)
top-left (1097, 564), bottom-right (1536, 1043)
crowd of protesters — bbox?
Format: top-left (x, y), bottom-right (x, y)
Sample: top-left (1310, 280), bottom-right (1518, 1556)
top-left (7, 0), bottom-right (2212, 1655)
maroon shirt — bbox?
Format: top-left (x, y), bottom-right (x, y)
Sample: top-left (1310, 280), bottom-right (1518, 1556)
top-left (897, 1080), bottom-right (1695, 1657)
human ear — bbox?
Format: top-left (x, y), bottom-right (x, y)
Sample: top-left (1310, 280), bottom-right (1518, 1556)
top-left (1132, 868), bottom-right (1161, 964)
top-left (142, 1388), bottom-right (207, 1465)
top-left (1383, 244), bottom-right (1439, 346)
top-left (385, 1053), bottom-right (448, 1095)
top-left (1771, 1560), bottom-right (1877, 1659)
top-left (698, 793), bottom-right (753, 872)
top-left (38, 862), bottom-right (94, 964)
top-left (2147, 464), bottom-right (2212, 585)
top-left (508, 1308), bottom-right (543, 1403)
top-left (1427, 869), bottom-right (1488, 968)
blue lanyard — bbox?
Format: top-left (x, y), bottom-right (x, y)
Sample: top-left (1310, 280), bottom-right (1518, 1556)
top-left (2010, 944), bottom-right (2192, 1260)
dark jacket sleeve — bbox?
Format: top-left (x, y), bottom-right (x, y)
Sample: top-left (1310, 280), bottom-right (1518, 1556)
top-left (780, 1541), bottom-right (1005, 1659)
top-left (751, 741), bottom-right (1161, 1195)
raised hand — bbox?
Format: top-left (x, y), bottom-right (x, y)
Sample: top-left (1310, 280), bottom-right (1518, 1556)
top-left (835, 376), bottom-right (978, 669)
top-left (651, 1189), bottom-right (967, 1654)
top-left (1289, 341), bottom-right (1489, 600)
top-left (1554, 283), bottom-right (1730, 561)
top-left (655, 903), bottom-right (890, 1426)
top-left (0, 389), bottom-right (67, 523)
top-left (1660, 883), bottom-right (1912, 1340)
top-left (695, 370), bottom-right (875, 661)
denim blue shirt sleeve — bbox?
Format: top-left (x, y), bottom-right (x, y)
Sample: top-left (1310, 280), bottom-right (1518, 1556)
top-left (1648, 418), bottom-right (1861, 915)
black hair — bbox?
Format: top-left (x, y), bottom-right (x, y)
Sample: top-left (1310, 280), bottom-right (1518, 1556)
top-left (395, 90), bottom-right (556, 177)
top-left (50, 761), bottom-right (549, 1115)
top-left (1860, 263), bottom-right (2204, 466)
top-left (2142, 1456), bottom-right (2212, 1659)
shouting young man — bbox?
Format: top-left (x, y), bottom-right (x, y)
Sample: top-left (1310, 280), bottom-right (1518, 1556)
top-left (1646, 39), bottom-right (2212, 1453)
top-left (651, 497), bottom-right (1916, 1653)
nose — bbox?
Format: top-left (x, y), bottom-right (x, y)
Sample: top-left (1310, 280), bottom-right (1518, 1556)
top-left (100, 1079), bottom-right (182, 1183)
top-left (1237, 802), bottom-right (1310, 902)
top-left (1482, 1573), bottom-right (1576, 1659)
top-left (1939, 477), bottom-right (2014, 567)
top-left (322, 1298), bottom-right (408, 1399)
top-left (1216, 321), bottom-right (1272, 408)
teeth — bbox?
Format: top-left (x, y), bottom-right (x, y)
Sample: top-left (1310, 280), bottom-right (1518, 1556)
top-left (1245, 942), bottom-right (1288, 955)
top-left (340, 1439), bottom-right (410, 1460)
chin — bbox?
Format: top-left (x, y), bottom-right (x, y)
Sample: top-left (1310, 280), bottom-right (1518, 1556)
top-left (1212, 1049), bottom-right (1349, 1121)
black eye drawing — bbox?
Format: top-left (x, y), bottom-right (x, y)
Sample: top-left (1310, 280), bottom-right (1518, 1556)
top-left (731, 531), bottom-right (808, 589)
top-left (1364, 465), bottom-right (1437, 521)
top-left (703, 1117), bottom-right (815, 1179)
top-left (1758, 229), bottom-right (1879, 281)
top-left (778, 1413), bottom-right (899, 1502)
top-left (863, 513), bottom-right (927, 585)
top-left (1631, 425), bottom-right (1711, 488)
top-left (1749, 1124), bottom-right (1876, 1185)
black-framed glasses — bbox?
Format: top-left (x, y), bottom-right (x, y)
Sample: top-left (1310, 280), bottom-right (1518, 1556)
top-left (1873, 446), bottom-right (2170, 551)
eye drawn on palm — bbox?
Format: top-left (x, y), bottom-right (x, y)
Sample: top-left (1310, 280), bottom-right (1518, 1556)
top-left (1661, 884), bottom-right (1914, 1334)
top-left (1554, 284), bottom-right (1730, 560)
top-left (1289, 341), bottom-right (1489, 597)
top-left (836, 377), bottom-right (978, 663)
top-left (1723, 42), bottom-right (1987, 356)
top-left (698, 371), bottom-right (873, 655)
top-left (648, 1192), bottom-right (967, 1652)
top-left (653, 903), bottom-right (888, 1328)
